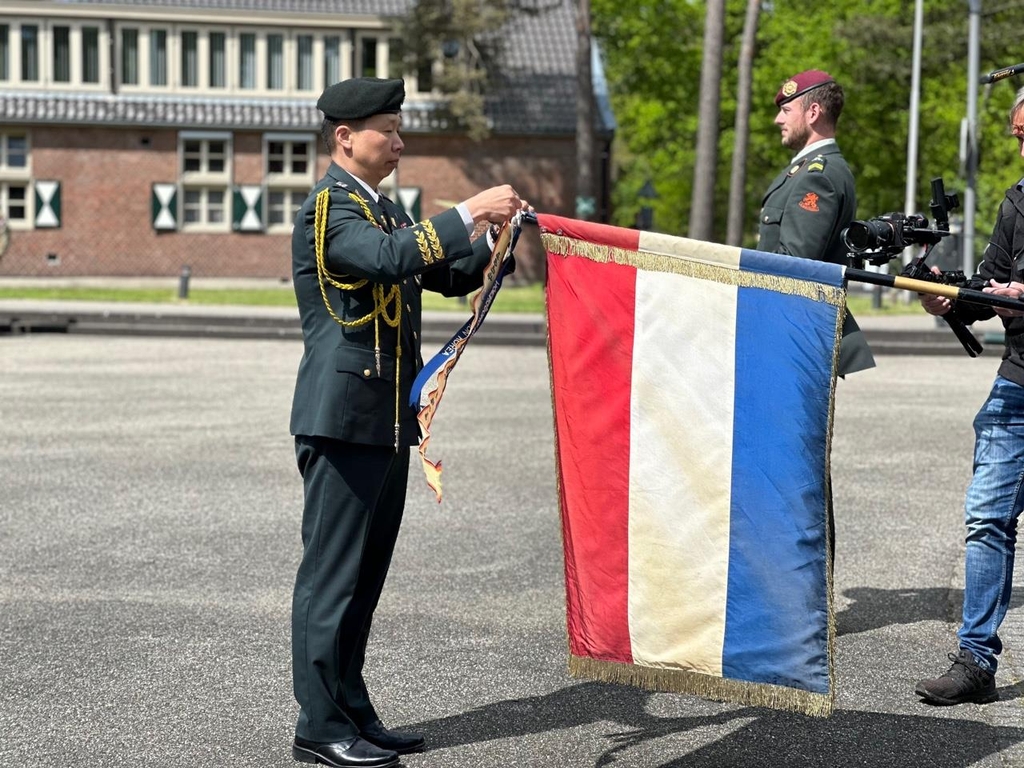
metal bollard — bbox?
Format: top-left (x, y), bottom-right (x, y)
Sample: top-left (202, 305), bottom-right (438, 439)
top-left (178, 265), bottom-right (192, 300)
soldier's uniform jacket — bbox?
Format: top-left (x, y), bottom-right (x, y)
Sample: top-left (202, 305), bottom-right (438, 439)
top-left (954, 180), bottom-right (1024, 386)
top-left (290, 163), bottom-right (492, 446)
top-left (758, 142), bottom-right (855, 265)
top-left (758, 142), bottom-right (874, 375)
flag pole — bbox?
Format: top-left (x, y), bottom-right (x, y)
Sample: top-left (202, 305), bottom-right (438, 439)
top-left (845, 267), bottom-right (1024, 312)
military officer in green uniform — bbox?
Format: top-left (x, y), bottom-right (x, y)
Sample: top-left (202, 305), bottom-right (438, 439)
top-left (758, 69), bottom-right (875, 376)
top-left (289, 76), bottom-right (528, 768)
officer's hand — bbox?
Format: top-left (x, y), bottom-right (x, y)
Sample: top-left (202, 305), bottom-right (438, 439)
top-left (986, 280), bottom-right (1024, 317)
top-left (464, 185), bottom-right (531, 224)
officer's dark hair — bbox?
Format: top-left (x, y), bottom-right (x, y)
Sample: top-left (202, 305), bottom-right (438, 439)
top-left (799, 82), bottom-right (844, 129)
top-left (320, 117), bottom-right (367, 154)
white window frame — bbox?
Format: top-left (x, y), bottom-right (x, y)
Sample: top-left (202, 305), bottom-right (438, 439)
top-left (10, 20), bottom-right (40, 85)
top-left (263, 132), bottom-right (315, 233)
top-left (118, 26), bottom-right (140, 87)
top-left (106, 24), bottom-right (400, 97)
top-left (179, 131), bottom-right (232, 232)
top-left (265, 188), bottom-right (305, 231)
top-left (263, 133), bottom-right (315, 184)
top-left (208, 29), bottom-right (227, 89)
top-left (0, 129), bottom-right (32, 229)
top-left (41, 20), bottom-right (108, 90)
top-left (181, 186), bottom-right (228, 231)
top-left (179, 131), bottom-right (232, 182)
top-left (354, 32), bottom-right (385, 79)
top-left (1, 181), bottom-right (32, 229)
top-left (179, 28), bottom-right (200, 89)
top-left (0, 23), bottom-right (10, 83)
top-left (0, 130), bottom-right (31, 179)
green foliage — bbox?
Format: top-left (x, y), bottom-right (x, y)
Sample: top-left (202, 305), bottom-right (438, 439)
top-left (595, 0), bottom-right (1024, 259)
top-left (393, 0), bottom-right (549, 140)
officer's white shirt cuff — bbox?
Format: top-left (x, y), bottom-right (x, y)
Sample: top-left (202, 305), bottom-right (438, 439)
top-left (456, 202), bottom-right (474, 235)
top-left (456, 201), bottom-right (498, 248)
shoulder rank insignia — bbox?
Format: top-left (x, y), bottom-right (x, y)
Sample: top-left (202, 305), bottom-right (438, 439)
top-left (787, 158), bottom-right (807, 177)
top-left (807, 156), bottom-right (827, 173)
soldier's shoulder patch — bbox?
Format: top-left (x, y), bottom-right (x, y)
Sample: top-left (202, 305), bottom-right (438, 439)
top-left (806, 155), bottom-right (827, 173)
top-left (798, 192), bottom-right (820, 212)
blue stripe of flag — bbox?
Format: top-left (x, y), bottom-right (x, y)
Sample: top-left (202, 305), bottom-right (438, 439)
top-left (721, 284), bottom-right (838, 694)
top-left (739, 247), bottom-right (846, 288)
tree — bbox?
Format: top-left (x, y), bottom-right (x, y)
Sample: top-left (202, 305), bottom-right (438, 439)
top-left (594, 0), bottom-right (1024, 255)
top-left (392, 0), bottom-right (513, 140)
top-left (576, 0), bottom-right (597, 219)
top-left (688, 0), bottom-right (726, 240)
top-left (725, 0), bottom-right (761, 246)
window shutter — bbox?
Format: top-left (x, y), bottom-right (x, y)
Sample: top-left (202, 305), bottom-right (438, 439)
top-left (152, 183), bottom-right (178, 230)
top-left (233, 185), bottom-right (263, 231)
top-left (34, 181), bottom-right (61, 228)
top-left (398, 186), bottom-right (422, 222)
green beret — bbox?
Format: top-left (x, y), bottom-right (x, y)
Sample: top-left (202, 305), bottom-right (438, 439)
top-left (317, 77), bottom-right (405, 121)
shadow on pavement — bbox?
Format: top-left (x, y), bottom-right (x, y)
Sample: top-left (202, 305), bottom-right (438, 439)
top-left (836, 586), bottom-right (1024, 637)
top-left (410, 682), bottom-right (1024, 767)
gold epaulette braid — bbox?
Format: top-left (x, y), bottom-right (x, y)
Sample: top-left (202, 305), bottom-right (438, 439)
top-left (314, 187), bottom-right (403, 450)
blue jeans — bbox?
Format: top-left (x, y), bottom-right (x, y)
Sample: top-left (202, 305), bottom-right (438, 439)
top-left (958, 375), bottom-right (1024, 673)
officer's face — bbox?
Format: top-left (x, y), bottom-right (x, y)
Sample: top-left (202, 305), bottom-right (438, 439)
top-left (348, 113), bottom-right (405, 184)
top-left (775, 101), bottom-right (811, 151)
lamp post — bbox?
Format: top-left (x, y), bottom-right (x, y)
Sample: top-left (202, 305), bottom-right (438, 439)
top-left (963, 0), bottom-right (982, 275)
top-left (637, 179), bottom-right (657, 231)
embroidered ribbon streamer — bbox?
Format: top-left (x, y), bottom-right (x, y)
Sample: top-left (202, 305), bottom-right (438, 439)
top-left (410, 213), bottom-right (525, 502)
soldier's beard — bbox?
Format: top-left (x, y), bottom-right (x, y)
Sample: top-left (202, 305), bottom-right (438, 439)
top-left (782, 123), bottom-right (811, 151)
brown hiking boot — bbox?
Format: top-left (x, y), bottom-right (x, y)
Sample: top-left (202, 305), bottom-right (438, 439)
top-left (915, 650), bottom-right (997, 705)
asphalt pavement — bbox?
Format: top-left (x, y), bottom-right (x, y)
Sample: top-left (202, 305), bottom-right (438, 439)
top-left (1, 333), bottom-right (1023, 768)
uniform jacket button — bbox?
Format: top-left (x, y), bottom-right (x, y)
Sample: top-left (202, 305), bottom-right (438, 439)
top-left (363, 368), bottom-right (372, 377)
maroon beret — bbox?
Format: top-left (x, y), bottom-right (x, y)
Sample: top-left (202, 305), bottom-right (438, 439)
top-left (775, 70), bottom-right (835, 107)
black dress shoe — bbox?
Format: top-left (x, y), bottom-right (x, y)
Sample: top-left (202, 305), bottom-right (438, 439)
top-left (292, 735), bottom-right (399, 767)
top-left (359, 720), bottom-right (426, 754)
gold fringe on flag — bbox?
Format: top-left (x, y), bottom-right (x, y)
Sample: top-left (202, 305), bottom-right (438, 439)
top-left (541, 233), bottom-right (846, 309)
top-left (568, 654), bottom-right (835, 718)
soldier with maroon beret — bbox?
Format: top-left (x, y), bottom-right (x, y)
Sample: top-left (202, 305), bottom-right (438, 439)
top-left (758, 68), bottom-right (874, 376)
top-left (758, 69), bottom-right (874, 570)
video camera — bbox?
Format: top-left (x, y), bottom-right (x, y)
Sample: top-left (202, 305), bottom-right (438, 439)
top-left (841, 178), bottom-right (982, 357)
top-left (842, 179), bottom-right (960, 267)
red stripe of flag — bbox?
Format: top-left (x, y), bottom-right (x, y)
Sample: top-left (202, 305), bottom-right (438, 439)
top-left (546, 246), bottom-right (636, 664)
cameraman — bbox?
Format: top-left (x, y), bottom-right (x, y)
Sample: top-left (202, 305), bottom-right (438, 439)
top-left (916, 87), bottom-right (1024, 706)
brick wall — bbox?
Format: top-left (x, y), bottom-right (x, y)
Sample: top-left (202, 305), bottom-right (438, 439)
top-left (0, 125), bottom-right (578, 280)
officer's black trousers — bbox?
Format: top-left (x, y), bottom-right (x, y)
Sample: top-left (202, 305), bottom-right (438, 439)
top-left (291, 435), bottom-right (410, 743)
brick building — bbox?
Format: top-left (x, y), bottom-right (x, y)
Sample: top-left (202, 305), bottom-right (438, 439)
top-left (0, 0), bottom-right (614, 279)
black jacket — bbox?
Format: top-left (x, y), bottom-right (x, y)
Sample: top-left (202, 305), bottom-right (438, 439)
top-left (952, 182), bottom-right (1024, 386)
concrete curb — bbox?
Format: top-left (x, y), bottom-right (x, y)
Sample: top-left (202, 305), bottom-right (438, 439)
top-left (0, 299), bottom-right (1008, 356)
